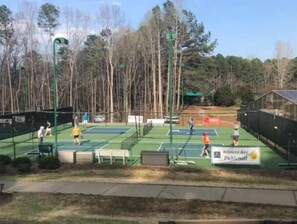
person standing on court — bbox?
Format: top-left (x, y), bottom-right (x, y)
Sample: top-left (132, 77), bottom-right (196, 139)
top-left (231, 122), bottom-right (240, 146)
top-left (200, 132), bottom-right (210, 158)
top-left (37, 126), bottom-right (45, 143)
top-left (45, 120), bottom-right (52, 136)
top-left (71, 125), bottom-right (81, 145)
top-left (73, 115), bottom-right (79, 127)
top-left (82, 112), bottom-right (89, 127)
top-left (188, 117), bottom-right (194, 135)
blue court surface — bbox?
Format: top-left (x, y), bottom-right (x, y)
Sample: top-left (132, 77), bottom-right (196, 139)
top-left (82, 127), bottom-right (131, 135)
top-left (167, 128), bottom-right (218, 136)
top-left (159, 142), bottom-right (223, 158)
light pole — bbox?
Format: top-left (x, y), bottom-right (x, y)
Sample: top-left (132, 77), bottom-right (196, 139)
top-left (52, 37), bottom-right (68, 155)
top-left (120, 64), bottom-right (127, 125)
top-left (180, 63), bottom-right (185, 125)
top-left (166, 31), bottom-right (176, 147)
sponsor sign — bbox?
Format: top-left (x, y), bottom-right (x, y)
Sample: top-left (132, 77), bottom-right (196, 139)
top-left (128, 115), bottom-right (143, 124)
top-left (13, 116), bottom-right (26, 123)
top-left (0, 119), bottom-right (12, 124)
top-left (202, 116), bottom-right (221, 125)
top-left (211, 146), bottom-right (261, 165)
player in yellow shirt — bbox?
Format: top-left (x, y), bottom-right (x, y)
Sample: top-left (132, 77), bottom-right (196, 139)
top-left (72, 125), bottom-right (81, 145)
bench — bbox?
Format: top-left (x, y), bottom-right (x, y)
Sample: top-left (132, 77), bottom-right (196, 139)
top-left (111, 149), bottom-right (129, 165)
top-left (96, 149), bottom-right (112, 165)
top-left (95, 149), bottom-right (129, 165)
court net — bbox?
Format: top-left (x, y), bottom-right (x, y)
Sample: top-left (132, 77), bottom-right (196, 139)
top-left (121, 131), bottom-right (139, 150)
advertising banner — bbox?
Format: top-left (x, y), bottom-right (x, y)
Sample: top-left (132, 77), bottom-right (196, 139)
top-left (0, 119), bottom-right (11, 124)
top-left (128, 115), bottom-right (143, 124)
top-left (211, 146), bottom-right (261, 165)
top-left (202, 116), bottom-right (221, 125)
top-left (13, 116), bottom-right (26, 123)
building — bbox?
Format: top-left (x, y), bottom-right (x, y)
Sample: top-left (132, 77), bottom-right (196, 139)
top-left (239, 90), bottom-right (297, 163)
top-left (247, 90), bottom-right (297, 121)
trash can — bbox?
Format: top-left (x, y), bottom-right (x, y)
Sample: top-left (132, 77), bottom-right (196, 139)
top-left (38, 143), bottom-right (53, 156)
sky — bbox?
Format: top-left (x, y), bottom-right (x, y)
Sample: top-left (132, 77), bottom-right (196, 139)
top-left (2, 0), bottom-right (297, 61)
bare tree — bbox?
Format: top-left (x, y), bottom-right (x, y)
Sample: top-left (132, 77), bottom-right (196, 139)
top-left (98, 4), bottom-right (124, 123)
top-left (273, 40), bottom-right (294, 89)
top-left (15, 1), bottom-right (38, 111)
top-left (63, 7), bottom-right (90, 108)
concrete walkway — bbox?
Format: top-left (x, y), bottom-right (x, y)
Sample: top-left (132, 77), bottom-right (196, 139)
top-left (1, 181), bottom-right (297, 207)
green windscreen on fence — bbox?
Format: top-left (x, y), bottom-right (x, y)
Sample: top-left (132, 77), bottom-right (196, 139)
top-left (143, 121), bottom-right (153, 136)
top-left (0, 107), bottom-right (73, 141)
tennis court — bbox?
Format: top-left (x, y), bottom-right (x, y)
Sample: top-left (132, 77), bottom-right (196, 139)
top-left (168, 128), bottom-right (218, 136)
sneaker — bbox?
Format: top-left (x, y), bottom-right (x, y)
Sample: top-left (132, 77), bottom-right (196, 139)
top-left (205, 156), bottom-right (210, 158)
top-left (200, 154), bottom-right (203, 157)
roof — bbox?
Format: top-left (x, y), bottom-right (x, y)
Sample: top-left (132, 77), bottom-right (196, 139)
top-left (184, 91), bottom-right (203, 97)
top-left (273, 90), bottom-right (297, 105)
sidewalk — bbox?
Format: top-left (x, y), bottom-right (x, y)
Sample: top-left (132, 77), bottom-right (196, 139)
top-left (1, 180), bottom-right (297, 207)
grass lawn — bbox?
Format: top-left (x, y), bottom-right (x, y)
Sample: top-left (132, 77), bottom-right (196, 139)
top-left (1, 192), bottom-right (297, 224)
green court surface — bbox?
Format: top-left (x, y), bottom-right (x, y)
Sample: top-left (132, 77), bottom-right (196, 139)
top-left (0, 124), bottom-right (288, 170)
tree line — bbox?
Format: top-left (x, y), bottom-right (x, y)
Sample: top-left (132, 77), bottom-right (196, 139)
top-left (0, 1), bottom-right (296, 121)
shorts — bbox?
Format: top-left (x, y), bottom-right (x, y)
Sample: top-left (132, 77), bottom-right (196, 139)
top-left (74, 135), bottom-right (79, 139)
top-left (232, 135), bottom-right (239, 141)
top-left (203, 144), bottom-right (209, 150)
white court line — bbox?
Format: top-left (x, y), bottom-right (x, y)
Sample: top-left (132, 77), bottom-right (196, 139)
top-left (121, 127), bottom-right (134, 136)
top-left (166, 129), bottom-right (181, 136)
top-left (98, 141), bottom-right (111, 149)
top-left (126, 127), bottom-right (134, 132)
top-left (173, 147), bottom-right (184, 150)
top-left (157, 142), bottom-right (164, 151)
top-left (213, 128), bottom-right (219, 137)
top-left (166, 130), bottom-right (170, 136)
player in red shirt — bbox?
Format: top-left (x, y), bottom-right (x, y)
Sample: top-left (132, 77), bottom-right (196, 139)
top-left (200, 132), bottom-right (210, 158)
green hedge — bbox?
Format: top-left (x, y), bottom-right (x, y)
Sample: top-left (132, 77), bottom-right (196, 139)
top-left (11, 157), bottom-right (32, 168)
top-left (38, 156), bottom-right (60, 170)
top-left (0, 155), bottom-right (12, 165)
top-left (0, 161), bottom-right (5, 174)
